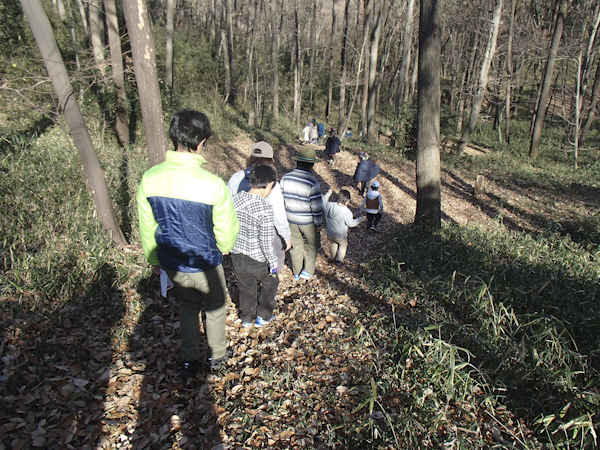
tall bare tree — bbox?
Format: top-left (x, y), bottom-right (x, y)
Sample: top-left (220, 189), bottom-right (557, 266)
top-left (123, 0), bottom-right (168, 166)
top-left (338, 0), bottom-right (350, 135)
top-left (165, 0), bottom-right (175, 95)
top-left (104, 0), bottom-right (129, 146)
top-left (457, 0), bottom-right (503, 154)
top-left (366, 0), bottom-right (382, 141)
top-left (20, 0), bottom-right (127, 247)
top-left (271, 0), bottom-right (280, 119)
top-left (530, 0), bottom-right (568, 158)
top-left (415, 0), bottom-right (442, 226)
top-left (326, 0), bottom-right (338, 119)
top-left (89, 0), bottom-right (105, 73)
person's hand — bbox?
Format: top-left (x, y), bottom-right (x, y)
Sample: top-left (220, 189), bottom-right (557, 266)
top-left (360, 216), bottom-right (366, 222)
top-left (316, 226), bottom-right (322, 232)
top-left (269, 268), bottom-right (278, 278)
top-left (326, 188), bottom-right (333, 196)
top-left (284, 239), bottom-right (292, 251)
top-left (152, 265), bottom-right (162, 276)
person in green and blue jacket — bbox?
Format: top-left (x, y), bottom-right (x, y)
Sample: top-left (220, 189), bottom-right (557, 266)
top-left (137, 109), bottom-right (239, 379)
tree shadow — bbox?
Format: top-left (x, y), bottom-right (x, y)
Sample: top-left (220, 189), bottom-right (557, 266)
top-left (122, 273), bottom-right (224, 449)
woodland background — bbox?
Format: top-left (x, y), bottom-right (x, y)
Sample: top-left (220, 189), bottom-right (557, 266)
top-left (1, 0), bottom-right (600, 448)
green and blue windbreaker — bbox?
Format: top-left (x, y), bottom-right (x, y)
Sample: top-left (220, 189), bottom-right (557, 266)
top-left (137, 151), bottom-right (239, 273)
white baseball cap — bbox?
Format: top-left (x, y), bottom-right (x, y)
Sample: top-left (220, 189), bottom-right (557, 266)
top-left (371, 180), bottom-right (380, 188)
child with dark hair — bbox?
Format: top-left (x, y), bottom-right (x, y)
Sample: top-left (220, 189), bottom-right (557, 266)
top-left (324, 128), bottom-right (341, 165)
top-left (323, 188), bottom-right (365, 265)
top-left (138, 109), bottom-right (238, 378)
top-left (231, 165), bottom-right (280, 328)
top-left (359, 180), bottom-right (384, 231)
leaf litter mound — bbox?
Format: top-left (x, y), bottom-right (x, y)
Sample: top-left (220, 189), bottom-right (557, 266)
top-left (1, 139), bottom-right (578, 449)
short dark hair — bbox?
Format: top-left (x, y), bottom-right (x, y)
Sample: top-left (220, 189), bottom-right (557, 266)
top-left (296, 161), bottom-right (314, 171)
top-left (249, 164), bottom-right (277, 189)
top-left (169, 109), bottom-right (211, 151)
top-left (337, 189), bottom-right (351, 203)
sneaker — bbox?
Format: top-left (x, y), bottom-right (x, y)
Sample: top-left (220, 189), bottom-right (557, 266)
top-left (335, 260), bottom-right (343, 266)
top-left (241, 321), bottom-right (253, 328)
top-left (255, 315), bottom-right (275, 327)
top-left (180, 360), bottom-right (200, 379)
top-left (208, 348), bottom-right (233, 372)
top-left (371, 225), bottom-right (379, 232)
top-left (293, 274), bottom-right (301, 281)
top-left (299, 270), bottom-right (312, 280)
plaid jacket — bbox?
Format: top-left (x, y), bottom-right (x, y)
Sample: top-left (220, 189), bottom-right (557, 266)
top-left (231, 191), bottom-right (278, 271)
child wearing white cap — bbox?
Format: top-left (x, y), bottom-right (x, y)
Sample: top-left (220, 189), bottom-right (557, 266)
top-left (359, 180), bottom-right (384, 231)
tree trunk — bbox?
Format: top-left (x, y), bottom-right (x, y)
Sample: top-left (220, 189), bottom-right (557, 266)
top-left (89, 0), bottom-right (104, 73)
top-left (580, 59), bottom-right (600, 146)
top-left (308, 0), bottom-right (317, 111)
top-left (55, 0), bottom-right (66, 20)
top-left (366, 0), bottom-right (381, 142)
top-left (338, 0), bottom-right (349, 135)
top-left (505, 0), bottom-right (515, 143)
top-left (224, 0), bottom-right (235, 104)
top-left (415, 0), bottom-right (442, 227)
top-left (360, 0), bottom-right (372, 136)
top-left (165, 0), bottom-right (175, 95)
top-left (75, 0), bottom-right (88, 34)
top-left (271, 0), bottom-right (280, 119)
top-left (293, 7), bottom-right (301, 125)
top-left (457, 0), bottom-right (502, 154)
top-left (20, 0), bottom-right (127, 247)
top-left (395, 0), bottom-right (415, 117)
top-left (123, 0), bottom-right (168, 166)
top-left (326, 0), bottom-right (337, 120)
top-left (530, 0), bottom-right (567, 158)
top-left (65, 0), bottom-right (80, 69)
top-left (104, 0), bottom-right (129, 147)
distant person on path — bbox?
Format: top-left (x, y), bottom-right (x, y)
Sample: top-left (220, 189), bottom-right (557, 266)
top-left (323, 188), bottom-right (365, 264)
top-left (309, 119), bottom-right (319, 145)
top-left (302, 123), bottom-right (311, 145)
top-left (324, 128), bottom-right (341, 165)
top-left (230, 165), bottom-right (279, 328)
top-left (227, 141), bottom-right (291, 273)
top-left (359, 180), bottom-right (384, 231)
top-left (137, 109), bottom-right (239, 379)
top-left (280, 146), bottom-right (323, 280)
top-left (353, 152), bottom-right (380, 197)
top-left (344, 127), bottom-right (353, 139)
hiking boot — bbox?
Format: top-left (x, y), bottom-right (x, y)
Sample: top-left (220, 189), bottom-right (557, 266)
top-left (255, 315), bottom-right (275, 327)
top-left (208, 348), bottom-right (233, 372)
top-left (180, 360), bottom-right (200, 379)
top-left (299, 270), bottom-right (313, 280)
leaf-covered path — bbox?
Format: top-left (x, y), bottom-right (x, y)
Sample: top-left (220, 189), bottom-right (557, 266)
top-left (2, 139), bottom-right (586, 449)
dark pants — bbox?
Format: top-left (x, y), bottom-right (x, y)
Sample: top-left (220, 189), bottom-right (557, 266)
top-left (359, 181), bottom-right (367, 196)
top-left (231, 253), bottom-right (279, 323)
top-left (367, 212), bottom-right (382, 228)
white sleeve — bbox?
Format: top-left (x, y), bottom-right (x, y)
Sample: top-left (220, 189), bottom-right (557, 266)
top-left (227, 170), bottom-right (245, 196)
top-left (266, 182), bottom-right (291, 240)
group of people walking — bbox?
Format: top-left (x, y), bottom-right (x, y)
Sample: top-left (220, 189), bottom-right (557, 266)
top-left (137, 109), bottom-right (383, 379)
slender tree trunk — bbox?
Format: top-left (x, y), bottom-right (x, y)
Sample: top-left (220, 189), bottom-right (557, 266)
top-left (293, 7), bottom-right (302, 125)
top-left (309, 0), bottom-right (317, 111)
top-left (505, 0), bottom-right (515, 143)
top-left (65, 0), bottom-right (80, 69)
top-left (415, 0), bottom-right (442, 227)
top-left (225, 0), bottom-right (235, 104)
top-left (123, 0), bottom-right (168, 166)
top-left (580, 60), bottom-right (600, 146)
top-left (407, 47), bottom-right (418, 103)
top-left (360, 0), bottom-right (372, 136)
top-left (104, 0), bottom-right (129, 147)
top-left (20, 0), bottom-right (127, 247)
top-left (396, 0), bottom-right (415, 117)
top-left (210, 0), bottom-right (218, 58)
top-left (165, 0), bottom-right (175, 95)
top-left (530, 0), bottom-right (568, 158)
top-left (326, 0), bottom-right (338, 119)
top-left (366, 0), bottom-right (381, 142)
top-left (55, 0), bottom-right (66, 20)
top-left (338, 0), bottom-right (349, 135)
top-left (75, 0), bottom-right (88, 34)
top-left (457, 0), bottom-right (502, 154)
top-left (271, 0), bottom-right (280, 119)
top-left (89, 0), bottom-right (104, 73)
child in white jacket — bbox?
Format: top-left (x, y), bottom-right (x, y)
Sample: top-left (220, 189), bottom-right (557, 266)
top-left (359, 180), bottom-right (384, 231)
top-left (323, 189), bottom-right (365, 264)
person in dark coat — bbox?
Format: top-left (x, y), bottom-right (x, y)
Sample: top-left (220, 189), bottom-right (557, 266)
top-left (324, 128), bottom-right (341, 165)
top-left (352, 152), bottom-right (380, 197)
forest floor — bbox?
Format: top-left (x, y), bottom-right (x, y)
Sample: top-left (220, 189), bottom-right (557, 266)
top-left (2, 138), bottom-right (594, 449)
